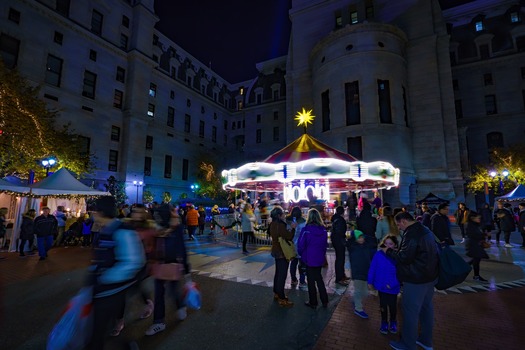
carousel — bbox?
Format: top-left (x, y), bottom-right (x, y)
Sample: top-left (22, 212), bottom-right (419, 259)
top-left (221, 109), bottom-right (400, 203)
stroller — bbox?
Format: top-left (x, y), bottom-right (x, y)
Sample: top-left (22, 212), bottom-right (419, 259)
top-left (63, 221), bottom-right (82, 246)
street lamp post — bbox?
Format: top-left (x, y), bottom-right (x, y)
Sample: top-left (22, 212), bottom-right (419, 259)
top-left (41, 157), bottom-right (57, 177)
top-left (490, 169), bottom-right (510, 196)
top-left (190, 183), bottom-right (199, 198)
top-left (133, 180), bottom-right (143, 204)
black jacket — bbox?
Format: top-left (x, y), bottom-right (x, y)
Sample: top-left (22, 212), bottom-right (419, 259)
top-left (430, 213), bottom-right (454, 246)
top-left (386, 221), bottom-right (439, 284)
top-left (20, 215), bottom-right (35, 240)
top-left (347, 234), bottom-right (376, 281)
top-left (496, 208), bottom-right (515, 232)
top-left (465, 221), bottom-right (489, 259)
top-left (356, 210), bottom-right (377, 241)
top-left (33, 214), bottom-right (58, 237)
top-left (330, 213), bottom-right (347, 247)
top-left (519, 210), bottom-right (525, 234)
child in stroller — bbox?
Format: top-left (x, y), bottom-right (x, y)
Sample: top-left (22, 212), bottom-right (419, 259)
top-left (63, 218), bottom-right (83, 246)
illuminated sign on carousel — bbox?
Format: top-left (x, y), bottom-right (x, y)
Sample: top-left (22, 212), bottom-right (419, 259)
top-left (221, 108), bottom-right (400, 202)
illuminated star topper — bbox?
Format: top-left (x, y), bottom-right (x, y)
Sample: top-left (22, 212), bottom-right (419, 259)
top-left (294, 108), bottom-right (315, 130)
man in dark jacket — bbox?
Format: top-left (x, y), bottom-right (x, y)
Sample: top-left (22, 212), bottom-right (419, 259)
top-left (495, 201), bottom-right (515, 247)
top-left (385, 212), bottom-right (439, 350)
top-left (430, 203), bottom-right (454, 246)
top-left (33, 207), bottom-right (58, 260)
top-left (518, 203), bottom-right (525, 247)
top-left (331, 206), bottom-right (349, 285)
top-left (356, 201), bottom-right (377, 244)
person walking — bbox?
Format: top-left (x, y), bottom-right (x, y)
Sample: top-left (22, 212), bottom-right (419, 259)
top-left (519, 203), bottom-right (525, 248)
top-left (465, 211), bottom-right (490, 282)
top-left (197, 205), bottom-right (206, 236)
top-left (480, 203), bottom-right (494, 242)
top-left (297, 208), bottom-right (329, 308)
top-left (33, 207), bottom-right (58, 261)
top-left (269, 205), bottom-right (296, 307)
top-left (185, 204), bottom-right (199, 240)
top-left (454, 202), bottom-right (469, 243)
top-left (81, 214), bottom-right (93, 247)
top-left (368, 234), bottom-right (400, 335)
top-left (87, 196), bottom-right (146, 350)
top-left (53, 206), bottom-right (67, 247)
top-left (347, 229), bottom-right (376, 319)
top-left (495, 201), bottom-right (515, 247)
top-left (240, 203), bottom-right (256, 254)
top-left (430, 203), bottom-right (454, 246)
top-left (385, 212), bottom-right (439, 350)
top-left (0, 208), bottom-right (8, 259)
top-left (331, 206), bottom-right (349, 286)
top-left (287, 206), bottom-right (307, 290)
top-left (375, 206), bottom-right (399, 243)
top-left (19, 209), bottom-right (36, 257)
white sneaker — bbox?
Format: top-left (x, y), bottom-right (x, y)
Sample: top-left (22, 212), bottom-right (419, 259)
top-left (145, 323), bottom-right (166, 336)
top-left (177, 307), bottom-right (187, 321)
top-left (504, 243), bottom-right (513, 248)
top-left (460, 238), bottom-right (465, 243)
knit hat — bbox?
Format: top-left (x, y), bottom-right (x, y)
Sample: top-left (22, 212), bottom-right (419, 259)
top-left (354, 230), bottom-right (364, 240)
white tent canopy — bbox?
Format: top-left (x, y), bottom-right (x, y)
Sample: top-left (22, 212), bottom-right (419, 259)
top-left (30, 168), bottom-right (109, 196)
top-left (495, 184), bottom-right (525, 202)
top-left (0, 178), bottom-right (30, 194)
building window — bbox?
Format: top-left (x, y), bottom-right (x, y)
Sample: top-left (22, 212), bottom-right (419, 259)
top-left (273, 127), bottom-right (279, 141)
top-left (78, 135), bottom-right (90, 157)
top-left (91, 9), bottom-right (103, 35)
top-left (120, 33), bottom-right (128, 50)
top-left (171, 67), bottom-right (176, 78)
top-left (486, 132), bottom-right (504, 149)
top-left (237, 121), bottom-right (241, 129)
top-left (182, 159), bottom-right (189, 181)
top-left (321, 90), bottom-right (330, 132)
top-left (145, 135), bottom-right (153, 150)
top-left (201, 106), bottom-right (205, 114)
top-left (108, 150), bottom-right (118, 171)
top-left (54, 31), bottom-right (63, 45)
top-left (186, 98), bottom-right (191, 107)
top-left (8, 8), bottom-right (21, 24)
top-left (485, 95), bottom-right (497, 115)
top-left (452, 79), bottom-right (459, 90)
top-left (365, 0), bottom-right (374, 19)
top-left (147, 103), bottom-right (155, 117)
top-left (199, 120), bottom-right (205, 138)
top-left (378, 80), bottom-right (392, 123)
top-left (479, 44), bottom-right (490, 59)
top-left (510, 11), bottom-right (520, 23)
top-left (350, 11), bottom-right (358, 24)
top-left (347, 137), bottom-right (363, 160)
top-left (483, 73), bottom-right (493, 86)
top-left (273, 90), bottom-right (279, 100)
top-left (122, 15), bottom-right (130, 28)
top-left (232, 121), bottom-right (236, 130)
top-left (455, 100), bottom-right (463, 119)
top-left (153, 34), bottom-right (159, 45)
top-left (224, 120), bottom-right (228, 130)
top-left (164, 155), bottom-right (172, 178)
top-left (82, 70), bottom-right (97, 99)
top-left (45, 54), bottom-right (63, 87)
top-left (116, 66), bottom-right (125, 83)
top-left (89, 49), bottom-right (97, 61)
top-left (56, 0), bottom-right (71, 17)
top-left (257, 94), bottom-right (262, 105)
top-left (0, 34), bottom-right (20, 68)
top-left (167, 107), bottom-right (174, 127)
top-left (256, 129), bottom-right (262, 143)
top-left (148, 83), bottom-right (157, 97)
top-left (144, 157), bottom-right (152, 176)
top-left (257, 114), bottom-right (261, 123)
top-left (273, 111), bottom-right (279, 120)
top-left (170, 90), bottom-right (175, 99)
top-left (212, 126), bottom-right (217, 143)
top-left (113, 89), bottom-right (123, 109)
top-left (335, 12), bottom-right (342, 29)
top-left (402, 86), bottom-right (409, 127)
top-left (184, 114), bottom-right (191, 133)
top-left (345, 81), bottom-right (360, 126)
top-left (111, 125), bottom-right (120, 141)
top-left (475, 20), bottom-right (484, 32)
top-left (237, 101), bottom-right (243, 110)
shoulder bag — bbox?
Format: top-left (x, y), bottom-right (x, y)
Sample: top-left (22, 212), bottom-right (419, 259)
top-left (433, 234), bottom-right (472, 290)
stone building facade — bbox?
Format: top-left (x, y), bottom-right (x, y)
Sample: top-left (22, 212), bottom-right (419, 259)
top-left (1, 0), bottom-right (524, 207)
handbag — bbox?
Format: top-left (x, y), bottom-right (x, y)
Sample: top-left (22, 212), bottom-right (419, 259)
top-left (183, 279), bottom-right (202, 310)
top-left (278, 236), bottom-right (297, 261)
top-left (481, 241), bottom-right (491, 249)
top-left (151, 263), bottom-right (184, 280)
top-left (433, 236), bottom-right (472, 290)
top-left (47, 286), bottom-right (93, 350)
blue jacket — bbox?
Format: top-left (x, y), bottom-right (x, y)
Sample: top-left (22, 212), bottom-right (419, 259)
top-left (368, 250), bottom-right (400, 294)
top-left (347, 235), bottom-right (376, 281)
top-left (297, 224), bottom-right (328, 267)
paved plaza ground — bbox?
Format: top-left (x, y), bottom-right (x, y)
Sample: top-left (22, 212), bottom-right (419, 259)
top-left (1, 226), bottom-right (524, 349)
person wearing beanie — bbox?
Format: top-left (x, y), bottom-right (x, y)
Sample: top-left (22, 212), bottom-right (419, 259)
top-left (347, 229), bottom-right (376, 319)
top-left (331, 206), bottom-right (350, 285)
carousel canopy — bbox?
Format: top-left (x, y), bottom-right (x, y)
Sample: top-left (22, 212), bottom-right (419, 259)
top-left (222, 133), bottom-right (400, 203)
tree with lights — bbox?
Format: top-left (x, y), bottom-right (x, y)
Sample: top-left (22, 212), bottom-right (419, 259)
top-left (0, 61), bottom-right (93, 178)
top-left (195, 161), bottom-right (228, 200)
top-left (467, 145), bottom-right (525, 194)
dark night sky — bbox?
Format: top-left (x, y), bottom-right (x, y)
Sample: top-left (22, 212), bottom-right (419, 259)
top-left (154, 0), bottom-right (472, 83)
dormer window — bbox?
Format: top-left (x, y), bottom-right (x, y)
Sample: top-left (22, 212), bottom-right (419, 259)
top-left (239, 87), bottom-right (244, 95)
top-left (475, 21), bottom-right (484, 32)
top-left (511, 11), bottom-right (520, 23)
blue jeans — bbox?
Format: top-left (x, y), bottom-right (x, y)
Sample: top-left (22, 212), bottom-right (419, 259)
top-left (289, 257), bottom-right (306, 283)
top-left (400, 280), bottom-right (436, 350)
top-left (37, 235), bottom-right (53, 258)
top-left (153, 279), bottom-right (184, 323)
